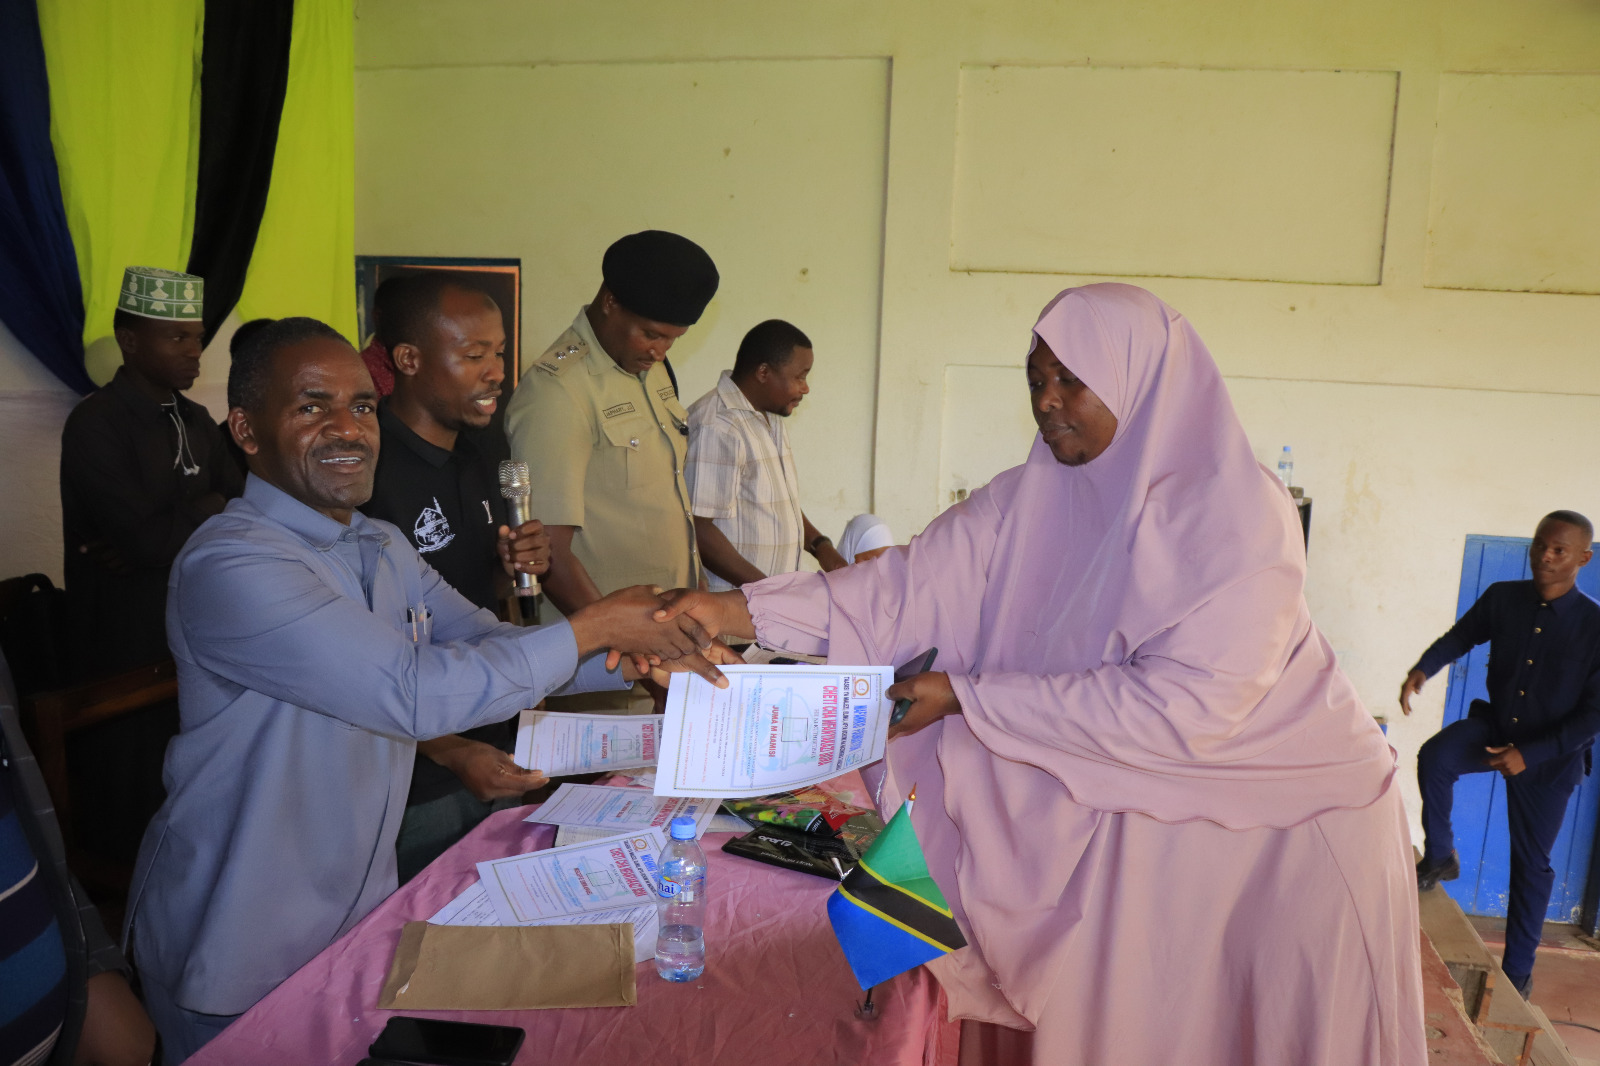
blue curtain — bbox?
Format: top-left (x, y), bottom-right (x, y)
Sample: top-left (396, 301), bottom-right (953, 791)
top-left (0, 0), bottom-right (92, 395)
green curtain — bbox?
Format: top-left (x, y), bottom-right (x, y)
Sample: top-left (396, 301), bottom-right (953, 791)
top-left (38, 0), bottom-right (204, 384)
top-left (236, 0), bottom-right (356, 341)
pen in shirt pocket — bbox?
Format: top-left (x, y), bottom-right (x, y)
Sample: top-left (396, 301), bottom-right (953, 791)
top-left (407, 602), bottom-right (432, 643)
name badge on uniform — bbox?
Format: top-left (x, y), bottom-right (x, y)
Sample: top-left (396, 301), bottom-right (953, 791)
top-left (603, 402), bottom-right (636, 419)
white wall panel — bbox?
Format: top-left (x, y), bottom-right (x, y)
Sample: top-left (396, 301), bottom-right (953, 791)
top-left (951, 65), bottom-right (1399, 284)
top-left (1425, 73), bottom-right (1600, 294)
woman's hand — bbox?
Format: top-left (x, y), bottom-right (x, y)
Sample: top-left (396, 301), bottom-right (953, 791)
top-left (639, 641), bottom-right (745, 688)
top-left (885, 671), bottom-right (961, 740)
top-left (652, 588), bottom-right (756, 644)
top-left (576, 585), bottom-right (725, 684)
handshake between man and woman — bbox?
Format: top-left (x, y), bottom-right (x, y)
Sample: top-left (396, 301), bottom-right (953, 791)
top-left (565, 585), bottom-right (756, 690)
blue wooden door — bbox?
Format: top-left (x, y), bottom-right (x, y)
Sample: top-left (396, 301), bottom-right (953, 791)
top-left (1439, 535), bottom-right (1600, 921)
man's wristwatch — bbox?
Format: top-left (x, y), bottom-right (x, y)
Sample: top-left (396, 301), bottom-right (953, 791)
top-left (807, 534), bottom-right (832, 555)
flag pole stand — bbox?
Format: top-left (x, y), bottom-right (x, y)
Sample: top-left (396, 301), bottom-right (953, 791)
top-left (855, 986), bottom-right (877, 1021)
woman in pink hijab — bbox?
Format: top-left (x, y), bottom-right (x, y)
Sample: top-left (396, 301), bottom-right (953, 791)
top-left (662, 284), bottom-right (1424, 1064)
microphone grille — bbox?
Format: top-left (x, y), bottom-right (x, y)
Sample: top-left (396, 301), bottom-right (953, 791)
top-left (498, 460), bottom-right (530, 498)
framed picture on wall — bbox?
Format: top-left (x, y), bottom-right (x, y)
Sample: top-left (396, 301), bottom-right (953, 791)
top-left (354, 256), bottom-right (522, 385)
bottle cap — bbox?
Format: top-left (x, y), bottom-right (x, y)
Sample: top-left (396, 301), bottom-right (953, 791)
top-left (669, 816), bottom-right (697, 840)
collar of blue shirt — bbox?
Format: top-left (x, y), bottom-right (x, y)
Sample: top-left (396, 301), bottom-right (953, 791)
top-left (241, 473), bottom-right (392, 553)
top-left (1539, 582), bottom-right (1586, 616)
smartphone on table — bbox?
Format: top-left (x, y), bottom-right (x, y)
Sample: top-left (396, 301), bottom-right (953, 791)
top-left (367, 1016), bottom-right (525, 1066)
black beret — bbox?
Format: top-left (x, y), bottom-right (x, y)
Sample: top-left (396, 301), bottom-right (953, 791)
top-left (601, 231), bottom-right (719, 327)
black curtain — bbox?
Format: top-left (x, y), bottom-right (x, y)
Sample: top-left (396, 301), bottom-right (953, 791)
top-left (0, 0), bottom-right (92, 394)
top-left (185, 0), bottom-right (295, 343)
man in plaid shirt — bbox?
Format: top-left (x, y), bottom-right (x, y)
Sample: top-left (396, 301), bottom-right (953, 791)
top-left (685, 320), bottom-right (847, 590)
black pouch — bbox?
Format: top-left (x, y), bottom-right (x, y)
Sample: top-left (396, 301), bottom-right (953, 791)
top-left (722, 823), bottom-right (866, 880)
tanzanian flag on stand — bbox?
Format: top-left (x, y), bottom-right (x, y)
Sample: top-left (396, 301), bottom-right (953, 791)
top-left (826, 794), bottom-right (966, 989)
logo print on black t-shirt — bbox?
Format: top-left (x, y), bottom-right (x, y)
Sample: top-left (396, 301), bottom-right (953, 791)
top-left (414, 497), bottom-right (455, 553)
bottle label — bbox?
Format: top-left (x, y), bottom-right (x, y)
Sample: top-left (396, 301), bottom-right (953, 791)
top-left (658, 871), bottom-right (703, 902)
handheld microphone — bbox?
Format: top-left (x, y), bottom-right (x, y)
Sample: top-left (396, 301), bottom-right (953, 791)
top-left (497, 460), bottom-right (540, 597)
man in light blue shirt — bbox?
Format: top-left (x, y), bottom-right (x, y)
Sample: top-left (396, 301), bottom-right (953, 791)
top-left (125, 318), bottom-right (721, 1060)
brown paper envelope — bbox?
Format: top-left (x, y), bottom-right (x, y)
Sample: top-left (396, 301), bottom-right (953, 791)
top-left (378, 922), bottom-right (637, 1010)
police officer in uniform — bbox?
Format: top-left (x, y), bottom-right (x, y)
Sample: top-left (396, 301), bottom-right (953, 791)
top-left (505, 233), bottom-right (718, 660)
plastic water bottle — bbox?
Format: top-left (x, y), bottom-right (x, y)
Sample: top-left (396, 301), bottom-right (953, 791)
top-left (655, 816), bottom-right (707, 981)
top-left (1277, 446), bottom-right (1294, 487)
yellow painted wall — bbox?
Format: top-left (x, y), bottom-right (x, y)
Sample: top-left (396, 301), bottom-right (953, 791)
top-left (353, 0), bottom-right (1600, 844)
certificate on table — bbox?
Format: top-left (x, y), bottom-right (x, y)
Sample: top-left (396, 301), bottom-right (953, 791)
top-left (526, 784), bottom-right (719, 838)
top-left (655, 665), bottom-right (894, 798)
top-left (512, 711), bottom-right (663, 776)
top-left (429, 881), bottom-right (502, 926)
top-left (428, 880), bottom-right (659, 964)
top-left (476, 828), bottom-right (665, 925)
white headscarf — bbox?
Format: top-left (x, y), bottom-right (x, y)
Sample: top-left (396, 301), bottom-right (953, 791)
top-left (838, 513), bottom-right (893, 563)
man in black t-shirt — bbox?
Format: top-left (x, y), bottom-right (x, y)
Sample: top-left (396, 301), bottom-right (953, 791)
top-left (360, 273), bottom-right (551, 881)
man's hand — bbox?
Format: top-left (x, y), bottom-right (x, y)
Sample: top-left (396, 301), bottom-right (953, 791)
top-left (498, 520), bottom-right (551, 579)
top-left (885, 671), bottom-right (962, 740)
top-left (620, 654), bottom-right (660, 683)
top-left (802, 515), bottom-right (848, 573)
top-left (76, 970), bottom-right (156, 1066)
top-left (638, 642), bottom-right (745, 689)
top-left (1485, 745), bottom-right (1526, 777)
top-left (78, 539), bottom-right (133, 577)
top-left (693, 515), bottom-right (767, 587)
top-left (815, 542), bottom-right (849, 572)
top-left (542, 524), bottom-right (604, 616)
top-left (420, 735), bottom-right (549, 802)
top-left (1399, 669), bottom-right (1427, 716)
top-left (570, 586), bottom-right (725, 684)
top-left (652, 588), bottom-right (756, 645)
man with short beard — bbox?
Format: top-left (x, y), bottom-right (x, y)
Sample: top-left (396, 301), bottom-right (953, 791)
top-left (125, 318), bottom-right (726, 1059)
top-left (686, 319), bottom-right (848, 589)
top-left (359, 273), bottom-right (551, 880)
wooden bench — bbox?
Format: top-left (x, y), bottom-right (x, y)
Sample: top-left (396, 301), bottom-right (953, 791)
top-left (18, 658), bottom-right (178, 898)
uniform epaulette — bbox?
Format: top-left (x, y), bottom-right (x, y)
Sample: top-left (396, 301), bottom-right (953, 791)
top-left (532, 330), bottom-right (587, 376)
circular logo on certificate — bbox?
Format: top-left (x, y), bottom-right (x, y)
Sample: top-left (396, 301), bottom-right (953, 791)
top-left (854, 678), bottom-right (870, 697)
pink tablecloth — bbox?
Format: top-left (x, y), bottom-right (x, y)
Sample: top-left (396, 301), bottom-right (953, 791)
top-left (187, 805), bottom-right (958, 1066)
